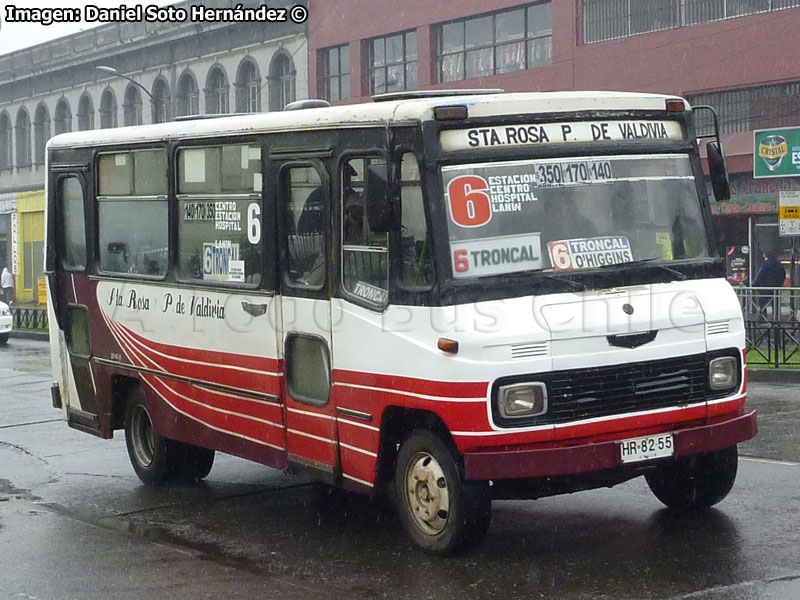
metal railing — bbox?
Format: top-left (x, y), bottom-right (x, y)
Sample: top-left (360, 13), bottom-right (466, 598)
top-left (733, 286), bottom-right (800, 368)
top-left (10, 307), bottom-right (49, 331)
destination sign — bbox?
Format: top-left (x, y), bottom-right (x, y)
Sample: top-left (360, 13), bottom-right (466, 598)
top-left (440, 120), bottom-right (684, 152)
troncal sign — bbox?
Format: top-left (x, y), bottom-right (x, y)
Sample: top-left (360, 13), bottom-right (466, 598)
top-left (754, 127), bottom-right (800, 178)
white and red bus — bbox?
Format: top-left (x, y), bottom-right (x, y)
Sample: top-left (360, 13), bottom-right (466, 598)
top-left (46, 90), bottom-right (756, 554)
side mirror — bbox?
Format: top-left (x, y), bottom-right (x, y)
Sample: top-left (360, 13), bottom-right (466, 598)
top-left (366, 162), bottom-right (400, 233)
top-left (707, 141), bottom-right (731, 202)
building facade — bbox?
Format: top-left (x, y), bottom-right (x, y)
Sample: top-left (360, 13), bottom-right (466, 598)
top-left (0, 0), bottom-right (308, 304)
top-left (308, 0), bottom-right (800, 283)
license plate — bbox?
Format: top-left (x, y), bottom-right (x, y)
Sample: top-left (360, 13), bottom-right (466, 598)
top-left (619, 433), bottom-right (674, 464)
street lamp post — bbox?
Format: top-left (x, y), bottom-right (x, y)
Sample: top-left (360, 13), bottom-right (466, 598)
top-left (95, 65), bottom-right (153, 101)
top-left (96, 65), bottom-right (155, 125)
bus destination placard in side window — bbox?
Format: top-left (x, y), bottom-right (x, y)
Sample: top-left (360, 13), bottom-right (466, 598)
top-left (439, 120), bottom-right (683, 152)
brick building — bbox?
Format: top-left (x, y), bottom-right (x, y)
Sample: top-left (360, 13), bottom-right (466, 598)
top-left (308, 0), bottom-right (800, 281)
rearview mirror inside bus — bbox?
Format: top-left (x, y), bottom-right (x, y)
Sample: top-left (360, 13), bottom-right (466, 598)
top-left (366, 162), bottom-right (399, 233)
top-left (707, 141), bottom-right (731, 202)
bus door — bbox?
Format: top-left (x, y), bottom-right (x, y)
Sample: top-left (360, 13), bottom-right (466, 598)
top-left (49, 168), bottom-right (101, 435)
top-left (274, 158), bottom-right (338, 480)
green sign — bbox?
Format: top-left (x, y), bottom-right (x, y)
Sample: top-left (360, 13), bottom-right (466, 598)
top-left (754, 127), bottom-right (800, 178)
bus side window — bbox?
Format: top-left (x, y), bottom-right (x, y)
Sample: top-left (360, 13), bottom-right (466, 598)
top-left (176, 144), bottom-right (263, 286)
top-left (58, 177), bottom-right (86, 269)
top-left (97, 150), bottom-right (168, 277)
top-left (399, 153), bottom-right (433, 289)
top-left (284, 165), bottom-right (326, 289)
top-left (341, 158), bottom-right (389, 308)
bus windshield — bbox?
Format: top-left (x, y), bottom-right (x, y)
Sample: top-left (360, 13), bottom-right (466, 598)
top-left (443, 153), bottom-right (710, 279)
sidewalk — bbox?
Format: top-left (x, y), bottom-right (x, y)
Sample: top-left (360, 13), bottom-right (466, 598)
top-left (747, 367), bottom-right (800, 384)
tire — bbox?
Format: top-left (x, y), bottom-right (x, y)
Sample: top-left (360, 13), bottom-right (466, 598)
top-left (124, 388), bottom-right (181, 485)
top-left (173, 443), bottom-right (215, 480)
top-left (645, 445), bottom-right (738, 510)
top-left (394, 429), bottom-right (491, 555)
top-left (0, 334), bottom-right (8, 345)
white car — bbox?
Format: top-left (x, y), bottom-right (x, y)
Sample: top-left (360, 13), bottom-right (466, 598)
top-left (0, 301), bottom-right (11, 344)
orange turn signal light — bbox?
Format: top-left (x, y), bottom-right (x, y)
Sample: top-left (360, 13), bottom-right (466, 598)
top-left (434, 105), bottom-right (468, 121)
top-left (666, 99), bottom-right (686, 113)
top-left (437, 338), bottom-right (459, 354)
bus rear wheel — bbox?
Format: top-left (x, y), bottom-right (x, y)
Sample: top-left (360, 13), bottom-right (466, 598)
top-left (173, 443), bottom-right (215, 480)
top-left (394, 429), bottom-right (491, 555)
top-left (124, 389), bottom-right (181, 485)
top-left (645, 445), bottom-right (738, 509)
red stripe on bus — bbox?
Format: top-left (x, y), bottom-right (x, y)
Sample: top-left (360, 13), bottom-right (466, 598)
top-left (116, 321), bottom-right (280, 393)
top-left (114, 320), bottom-right (280, 373)
top-left (332, 384), bottom-right (489, 431)
top-left (339, 449), bottom-right (378, 484)
top-left (286, 431), bottom-right (336, 459)
top-left (707, 396), bottom-right (746, 418)
top-left (144, 375), bottom-right (285, 448)
top-left (166, 378), bottom-right (283, 425)
top-left (286, 410), bottom-right (337, 440)
top-left (333, 369), bottom-right (488, 399)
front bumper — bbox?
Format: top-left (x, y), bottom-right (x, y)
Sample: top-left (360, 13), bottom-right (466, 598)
top-left (463, 410), bottom-right (757, 481)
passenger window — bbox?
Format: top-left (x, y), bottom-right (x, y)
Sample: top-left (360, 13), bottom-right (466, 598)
top-left (399, 153), bottom-right (434, 289)
top-left (178, 145), bottom-right (262, 194)
top-left (341, 158), bottom-right (389, 308)
top-left (59, 177), bottom-right (86, 269)
top-left (176, 145), bottom-right (263, 285)
top-left (97, 150), bottom-right (168, 276)
top-left (284, 165), bottom-right (326, 289)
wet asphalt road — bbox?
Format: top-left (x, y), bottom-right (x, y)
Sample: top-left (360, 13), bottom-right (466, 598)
top-left (1, 338), bottom-right (799, 600)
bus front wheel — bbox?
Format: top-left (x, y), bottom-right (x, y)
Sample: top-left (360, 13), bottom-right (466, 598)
top-left (124, 390), bottom-right (181, 485)
top-left (645, 445), bottom-right (738, 509)
top-left (393, 429), bottom-right (491, 555)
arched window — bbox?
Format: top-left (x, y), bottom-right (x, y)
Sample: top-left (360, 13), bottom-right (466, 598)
top-left (269, 53), bottom-right (295, 111)
top-left (152, 77), bottom-right (170, 123)
top-left (77, 94), bottom-right (94, 131)
top-left (205, 66), bottom-right (229, 114)
top-left (123, 85), bottom-right (142, 126)
top-left (0, 112), bottom-right (12, 169)
top-left (54, 99), bottom-right (72, 135)
top-left (176, 72), bottom-right (199, 117)
top-left (100, 89), bottom-right (117, 129)
top-left (235, 59), bottom-right (261, 113)
top-left (33, 103), bottom-right (50, 165)
top-left (15, 108), bottom-right (31, 167)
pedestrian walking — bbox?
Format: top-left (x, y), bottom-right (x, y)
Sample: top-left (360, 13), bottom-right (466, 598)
top-left (1, 267), bottom-right (13, 305)
top-left (752, 250), bottom-right (785, 317)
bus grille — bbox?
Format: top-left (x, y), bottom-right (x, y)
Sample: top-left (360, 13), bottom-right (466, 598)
top-left (545, 353), bottom-right (708, 425)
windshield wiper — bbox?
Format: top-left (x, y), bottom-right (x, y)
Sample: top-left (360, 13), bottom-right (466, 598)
top-left (536, 273), bottom-right (588, 291)
top-left (593, 257), bottom-right (687, 281)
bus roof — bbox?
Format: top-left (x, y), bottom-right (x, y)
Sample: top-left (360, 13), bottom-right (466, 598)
top-left (47, 90), bottom-right (688, 150)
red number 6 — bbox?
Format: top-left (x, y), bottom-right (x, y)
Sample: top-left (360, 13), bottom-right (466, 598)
top-left (448, 176), bottom-right (492, 228)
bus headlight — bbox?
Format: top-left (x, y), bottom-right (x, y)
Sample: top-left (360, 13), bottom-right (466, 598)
top-left (497, 382), bottom-right (548, 418)
top-left (708, 356), bottom-right (737, 390)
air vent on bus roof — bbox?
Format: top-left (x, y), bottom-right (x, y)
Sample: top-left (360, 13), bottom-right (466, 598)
top-left (372, 89), bottom-right (504, 102)
top-left (173, 113), bottom-right (248, 121)
top-left (284, 99), bottom-right (331, 111)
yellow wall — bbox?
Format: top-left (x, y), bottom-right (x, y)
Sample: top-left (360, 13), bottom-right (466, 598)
top-left (16, 190), bottom-right (45, 304)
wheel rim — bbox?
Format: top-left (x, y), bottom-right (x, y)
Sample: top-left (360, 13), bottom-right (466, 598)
top-left (404, 451), bottom-right (450, 535)
top-left (130, 404), bottom-right (156, 468)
